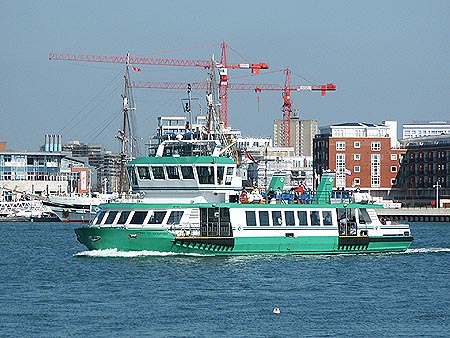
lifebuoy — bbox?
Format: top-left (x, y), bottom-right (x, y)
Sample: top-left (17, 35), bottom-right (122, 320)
top-left (239, 191), bottom-right (249, 204)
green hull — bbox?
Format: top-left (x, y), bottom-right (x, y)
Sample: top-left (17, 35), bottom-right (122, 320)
top-left (75, 227), bottom-right (413, 255)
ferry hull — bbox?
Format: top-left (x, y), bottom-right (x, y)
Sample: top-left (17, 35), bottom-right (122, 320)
top-left (75, 227), bottom-right (413, 255)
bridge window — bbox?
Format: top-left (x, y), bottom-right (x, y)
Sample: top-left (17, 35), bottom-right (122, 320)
top-left (297, 211), bottom-right (307, 225)
top-left (285, 211), bottom-right (295, 226)
top-left (137, 166), bottom-right (150, 180)
top-left (181, 166), bottom-right (194, 179)
top-left (130, 211), bottom-right (147, 224)
top-left (217, 166), bottom-right (225, 185)
top-left (197, 166), bottom-right (214, 184)
top-left (152, 166), bottom-right (165, 179)
top-left (127, 167), bottom-right (138, 185)
top-left (246, 211), bottom-right (257, 226)
top-left (259, 211), bottom-right (269, 226)
top-left (166, 166), bottom-right (180, 179)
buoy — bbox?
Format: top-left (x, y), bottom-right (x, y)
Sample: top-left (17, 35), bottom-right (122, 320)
top-left (273, 307), bottom-right (280, 314)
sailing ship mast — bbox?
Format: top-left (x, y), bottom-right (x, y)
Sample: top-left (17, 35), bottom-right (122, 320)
top-left (116, 52), bottom-right (137, 195)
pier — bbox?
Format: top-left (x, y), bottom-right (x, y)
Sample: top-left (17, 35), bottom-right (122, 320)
top-left (376, 208), bottom-right (450, 222)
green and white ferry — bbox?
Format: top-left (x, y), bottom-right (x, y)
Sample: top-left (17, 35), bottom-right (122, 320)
top-left (75, 138), bottom-right (413, 255)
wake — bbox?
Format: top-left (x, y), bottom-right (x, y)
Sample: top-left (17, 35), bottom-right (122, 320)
top-left (74, 248), bottom-right (209, 258)
top-left (405, 247), bottom-right (450, 254)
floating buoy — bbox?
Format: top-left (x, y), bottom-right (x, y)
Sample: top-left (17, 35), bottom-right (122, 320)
top-left (273, 307), bottom-right (280, 314)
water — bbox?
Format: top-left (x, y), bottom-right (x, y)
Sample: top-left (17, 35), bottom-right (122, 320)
top-left (0, 222), bottom-right (449, 338)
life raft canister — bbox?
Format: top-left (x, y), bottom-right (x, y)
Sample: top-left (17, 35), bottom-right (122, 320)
top-left (239, 191), bottom-right (249, 204)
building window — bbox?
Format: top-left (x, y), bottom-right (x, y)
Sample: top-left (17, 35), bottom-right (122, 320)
top-left (336, 142), bottom-right (346, 151)
top-left (335, 153), bottom-right (346, 188)
top-left (354, 166), bottom-right (360, 173)
top-left (354, 154), bottom-right (360, 161)
top-left (354, 178), bottom-right (360, 185)
top-left (391, 178), bottom-right (397, 186)
top-left (391, 154), bottom-right (397, 160)
top-left (391, 166), bottom-right (397, 172)
top-left (354, 141), bottom-right (361, 148)
top-left (371, 142), bottom-right (381, 151)
top-left (371, 154), bottom-right (380, 187)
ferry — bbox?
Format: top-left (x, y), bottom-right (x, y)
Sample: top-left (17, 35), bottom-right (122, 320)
top-left (75, 139), bottom-right (413, 255)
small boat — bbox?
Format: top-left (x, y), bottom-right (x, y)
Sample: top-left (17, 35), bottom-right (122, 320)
top-left (44, 192), bottom-right (117, 223)
top-left (0, 200), bottom-right (61, 222)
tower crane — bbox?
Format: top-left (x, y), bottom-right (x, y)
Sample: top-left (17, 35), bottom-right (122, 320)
top-left (49, 41), bottom-right (268, 128)
top-left (131, 68), bottom-right (336, 147)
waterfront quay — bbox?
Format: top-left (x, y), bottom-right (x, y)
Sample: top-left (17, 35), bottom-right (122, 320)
top-left (376, 207), bottom-right (450, 222)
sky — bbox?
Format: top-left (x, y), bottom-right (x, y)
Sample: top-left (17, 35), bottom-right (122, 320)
top-left (1, 0), bottom-right (449, 153)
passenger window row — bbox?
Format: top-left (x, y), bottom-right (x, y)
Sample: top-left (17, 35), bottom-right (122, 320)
top-left (93, 210), bottom-right (186, 226)
top-left (245, 210), bottom-right (334, 226)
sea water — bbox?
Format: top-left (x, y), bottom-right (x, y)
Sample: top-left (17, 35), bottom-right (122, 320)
top-left (0, 222), bottom-right (448, 338)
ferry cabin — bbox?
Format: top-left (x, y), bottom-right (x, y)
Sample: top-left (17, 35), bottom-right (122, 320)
top-left (76, 202), bottom-right (413, 254)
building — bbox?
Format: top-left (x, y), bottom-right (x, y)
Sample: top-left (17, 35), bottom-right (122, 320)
top-left (0, 148), bottom-right (88, 199)
top-left (402, 121), bottom-right (450, 139)
top-left (313, 121), bottom-right (406, 199)
top-left (397, 134), bottom-right (450, 207)
top-left (273, 119), bottom-right (318, 157)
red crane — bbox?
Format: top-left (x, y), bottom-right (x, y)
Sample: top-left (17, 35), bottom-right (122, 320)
top-left (49, 42), bottom-right (268, 128)
top-left (132, 68), bottom-right (336, 147)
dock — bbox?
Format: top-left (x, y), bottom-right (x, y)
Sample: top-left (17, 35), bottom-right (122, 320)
top-left (376, 207), bottom-right (450, 222)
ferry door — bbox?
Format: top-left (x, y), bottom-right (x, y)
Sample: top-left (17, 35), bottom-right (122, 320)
top-left (200, 207), bottom-right (232, 237)
top-left (337, 207), bottom-right (357, 236)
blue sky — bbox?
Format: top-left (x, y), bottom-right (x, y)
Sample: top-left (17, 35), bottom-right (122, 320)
top-left (1, 0), bottom-right (449, 152)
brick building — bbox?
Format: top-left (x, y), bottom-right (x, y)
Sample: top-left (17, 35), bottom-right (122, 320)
top-left (313, 121), bottom-right (406, 199)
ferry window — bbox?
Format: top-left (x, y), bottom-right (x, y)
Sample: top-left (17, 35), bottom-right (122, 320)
top-left (130, 211), bottom-right (147, 224)
top-left (127, 167), bottom-right (138, 185)
top-left (166, 166), bottom-right (180, 179)
top-left (272, 211), bottom-right (282, 226)
top-left (117, 211), bottom-right (131, 224)
top-left (197, 166), bottom-right (214, 184)
top-left (297, 211), bottom-right (307, 225)
top-left (152, 166), bottom-right (165, 179)
top-left (147, 211), bottom-right (166, 224)
top-left (259, 211), bottom-right (269, 226)
top-left (105, 211), bottom-right (118, 224)
top-left (217, 166), bottom-right (225, 185)
top-left (226, 167), bottom-right (234, 175)
top-left (93, 211), bottom-right (106, 225)
top-left (246, 211), bottom-right (257, 226)
top-left (181, 166), bottom-right (194, 179)
top-left (322, 210), bottom-right (333, 225)
top-left (220, 208), bottom-right (230, 223)
top-left (137, 166), bottom-right (150, 180)
top-left (310, 211), bottom-right (320, 226)
top-left (168, 211), bottom-right (184, 224)
top-left (285, 211), bottom-right (295, 226)
top-left (358, 209), bottom-right (372, 224)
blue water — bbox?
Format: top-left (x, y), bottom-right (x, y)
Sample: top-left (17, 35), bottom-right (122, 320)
top-left (0, 222), bottom-right (449, 338)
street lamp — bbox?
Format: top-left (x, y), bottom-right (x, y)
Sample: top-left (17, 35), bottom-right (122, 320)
top-left (433, 182), bottom-right (441, 209)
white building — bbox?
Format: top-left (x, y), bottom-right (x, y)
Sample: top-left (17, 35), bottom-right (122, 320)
top-left (402, 121), bottom-right (450, 139)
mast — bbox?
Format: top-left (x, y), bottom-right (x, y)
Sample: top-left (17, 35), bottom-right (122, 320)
top-left (117, 52), bottom-right (131, 196)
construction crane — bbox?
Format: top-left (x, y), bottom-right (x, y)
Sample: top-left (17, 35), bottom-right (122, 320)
top-left (132, 68), bottom-right (336, 147)
top-left (49, 41), bottom-right (268, 128)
